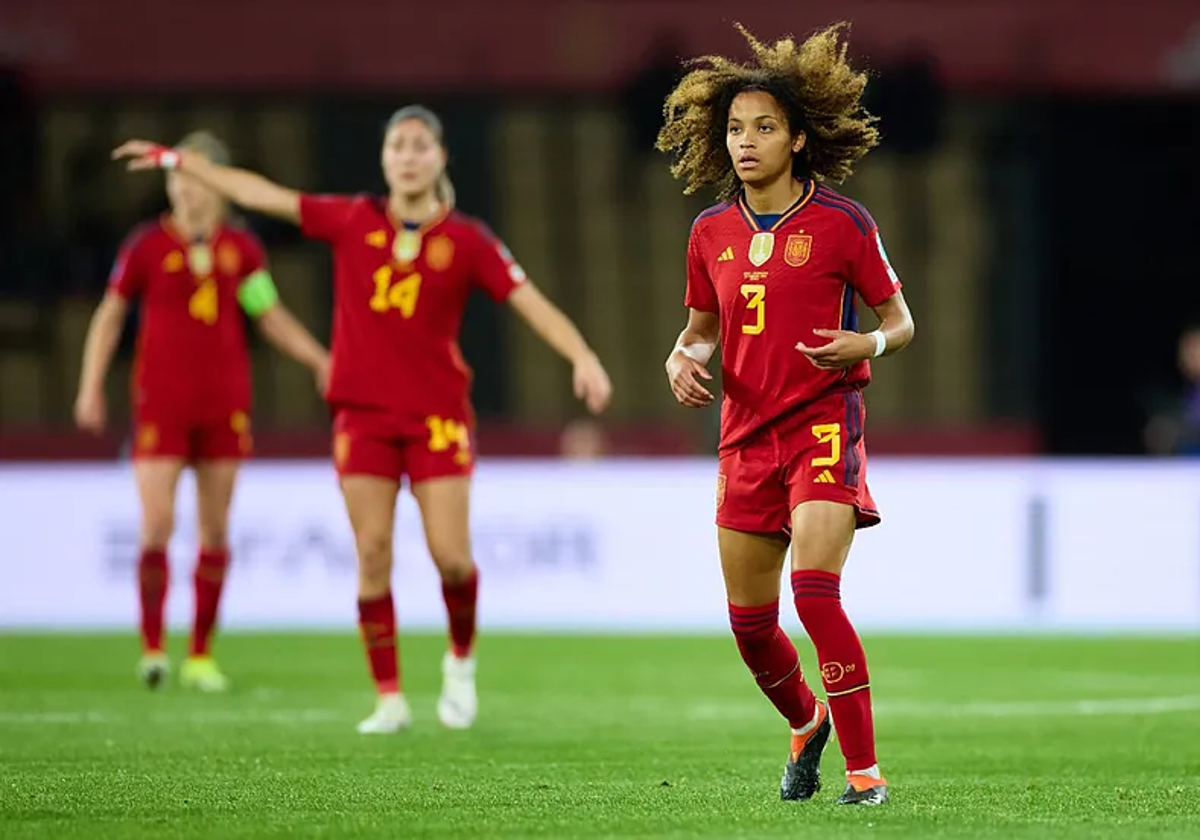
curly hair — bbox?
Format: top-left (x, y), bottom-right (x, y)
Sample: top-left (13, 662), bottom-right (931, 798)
top-left (656, 23), bottom-right (879, 200)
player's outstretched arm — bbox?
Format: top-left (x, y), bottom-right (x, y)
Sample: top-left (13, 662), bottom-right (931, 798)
top-left (75, 291), bottom-right (128, 434)
top-left (506, 283), bottom-right (612, 415)
top-left (796, 290), bottom-right (915, 370)
top-left (111, 140), bottom-right (301, 224)
top-left (665, 309), bottom-right (719, 408)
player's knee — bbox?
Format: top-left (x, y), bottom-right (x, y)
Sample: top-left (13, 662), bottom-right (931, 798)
top-left (197, 523), bottom-right (228, 551)
top-left (355, 531), bottom-right (393, 593)
top-left (428, 541), bottom-right (473, 584)
top-left (140, 511), bottom-right (174, 550)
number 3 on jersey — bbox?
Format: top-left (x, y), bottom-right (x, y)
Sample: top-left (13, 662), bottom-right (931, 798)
top-left (740, 283), bottom-right (765, 335)
top-left (370, 266), bottom-right (421, 317)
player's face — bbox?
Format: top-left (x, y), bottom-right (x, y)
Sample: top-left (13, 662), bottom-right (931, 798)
top-left (726, 91), bottom-right (805, 187)
top-left (382, 119), bottom-right (447, 200)
top-left (166, 159), bottom-right (222, 221)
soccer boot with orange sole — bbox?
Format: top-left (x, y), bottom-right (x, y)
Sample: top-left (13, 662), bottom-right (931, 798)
top-left (780, 700), bottom-right (832, 800)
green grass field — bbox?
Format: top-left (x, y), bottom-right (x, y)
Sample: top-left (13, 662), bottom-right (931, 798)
top-left (2, 633), bottom-right (1199, 839)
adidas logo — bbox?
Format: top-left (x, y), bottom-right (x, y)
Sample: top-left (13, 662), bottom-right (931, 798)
top-left (814, 470), bottom-right (836, 484)
top-left (717, 246), bottom-right (735, 262)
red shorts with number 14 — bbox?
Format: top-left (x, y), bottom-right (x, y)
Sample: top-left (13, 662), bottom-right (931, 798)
top-left (716, 388), bottom-right (880, 537)
top-left (332, 407), bottom-right (474, 484)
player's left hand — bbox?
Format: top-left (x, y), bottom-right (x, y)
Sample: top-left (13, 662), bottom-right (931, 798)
top-left (796, 329), bottom-right (874, 370)
top-left (573, 351), bottom-right (613, 415)
top-left (111, 139), bottom-right (180, 171)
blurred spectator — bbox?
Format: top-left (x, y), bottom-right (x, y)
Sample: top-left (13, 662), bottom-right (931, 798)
top-left (560, 418), bottom-right (606, 460)
top-left (1144, 323), bottom-right (1200, 456)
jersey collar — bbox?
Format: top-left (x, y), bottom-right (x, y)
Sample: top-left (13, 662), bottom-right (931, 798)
top-left (735, 179), bottom-right (815, 233)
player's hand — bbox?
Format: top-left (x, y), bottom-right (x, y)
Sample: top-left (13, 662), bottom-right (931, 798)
top-left (665, 348), bottom-right (714, 408)
top-left (111, 139), bottom-right (180, 172)
top-left (796, 329), bottom-right (874, 370)
top-left (312, 356), bottom-right (331, 397)
top-left (573, 351), bottom-right (613, 415)
top-left (74, 389), bottom-right (107, 435)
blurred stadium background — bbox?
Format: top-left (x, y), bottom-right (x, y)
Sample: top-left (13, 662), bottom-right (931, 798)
top-left (2, 3), bottom-right (1200, 837)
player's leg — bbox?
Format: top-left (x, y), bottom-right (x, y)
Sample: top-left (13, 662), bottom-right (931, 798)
top-left (786, 390), bottom-right (887, 805)
top-left (131, 453), bottom-right (185, 688)
top-left (181, 457), bottom-right (240, 692)
top-left (335, 414), bottom-right (411, 733)
top-left (716, 447), bottom-right (830, 801)
top-left (410, 474), bottom-right (478, 729)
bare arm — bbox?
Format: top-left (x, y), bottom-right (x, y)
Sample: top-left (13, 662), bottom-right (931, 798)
top-left (665, 308), bottom-right (720, 408)
top-left (869, 290), bottom-right (915, 357)
top-left (507, 283), bottom-right (613, 414)
top-left (256, 303), bottom-right (329, 378)
top-left (75, 292), bottom-right (128, 432)
top-left (797, 290), bottom-right (915, 370)
top-left (112, 141), bottom-right (301, 223)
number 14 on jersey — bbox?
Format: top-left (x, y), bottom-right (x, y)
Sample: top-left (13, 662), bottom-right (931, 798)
top-left (370, 266), bottom-right (422, 317)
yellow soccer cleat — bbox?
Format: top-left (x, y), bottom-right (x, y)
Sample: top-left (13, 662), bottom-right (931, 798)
top-left (179, 655), bottom-right (230, 693)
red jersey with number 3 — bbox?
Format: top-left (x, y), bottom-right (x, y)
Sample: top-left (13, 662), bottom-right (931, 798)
top-left (108, 218), bottom-right (264, 420)
top-left (685, 181), bottom-right (902, 452)
top-left (299, 195), bottom-right (525, 430)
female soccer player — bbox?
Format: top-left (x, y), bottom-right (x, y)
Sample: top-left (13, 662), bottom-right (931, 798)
top-left (659, 25), bottom-right (915, 805)
top-left (77, 131), bottom-right (330, 692)
top-left (112, 106), bottom-right (613, 733)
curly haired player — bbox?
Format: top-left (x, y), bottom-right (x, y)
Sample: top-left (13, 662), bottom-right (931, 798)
top-left (660, 24), bottom-right (915, 806)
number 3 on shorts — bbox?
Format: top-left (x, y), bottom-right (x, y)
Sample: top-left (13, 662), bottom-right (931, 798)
top-left (810, 423), bottom-right (841, 467)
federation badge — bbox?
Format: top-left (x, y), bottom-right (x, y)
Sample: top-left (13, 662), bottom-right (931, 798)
top-left (748, 232), bottom-right (775, 267)
top-left (392, 230), bottom-right (421, 265)
top-left (425, 235), bottom-right (455, 272)
top-left (187, 243), bottom-right (213, 276)
top-left (715, 474), bottom-right (727, 510)
top-left (784, 233), bottom-right (813, 268)
top-left (216, 242), bottom-right (241, 275)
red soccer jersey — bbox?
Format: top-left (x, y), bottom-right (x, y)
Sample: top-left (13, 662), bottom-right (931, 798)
top-left (685, 181), bottom-right (902, 452)
top-left (299, 194), bottom-right (526, 430)
top-left (109, 217), bottom-right (264, 420)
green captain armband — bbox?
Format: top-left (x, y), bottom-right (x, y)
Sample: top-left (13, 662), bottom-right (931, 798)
top-left (238, 270), bottom-right (280, 318)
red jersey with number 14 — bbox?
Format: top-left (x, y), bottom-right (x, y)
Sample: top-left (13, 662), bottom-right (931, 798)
top-left (108, 218), bottom-right (265, 420)
top-left (299, 195), bottom-right (525, 431)
top-left (685, 181), bottom-right (902, 452)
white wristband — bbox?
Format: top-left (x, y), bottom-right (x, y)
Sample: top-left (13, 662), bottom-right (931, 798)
top-left (159, 150), bottom-right (181, 170)
top-left (869, 330), bottom-right (887, 358)
top-left (679, 342), bottom-right (715, 365)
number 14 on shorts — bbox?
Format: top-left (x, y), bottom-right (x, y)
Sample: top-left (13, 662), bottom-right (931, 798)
top-left (427, 415), bottom-right (471, 466)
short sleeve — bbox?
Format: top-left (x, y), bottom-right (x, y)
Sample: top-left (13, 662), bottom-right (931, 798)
top-left (470, 223), bottom-right (527, 303)
top-left (851, 222), bottom-right (902, 308)
top-left (683, 224), bottom-right (718, 313)
top-left (237, 231), bottom-right (268, 277)
top-left (299, 194), bottom-right (357, 243)
top-left (108, 228), bottom-right (149, 299)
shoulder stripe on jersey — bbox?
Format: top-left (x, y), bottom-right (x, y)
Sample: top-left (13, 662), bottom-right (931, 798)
top-left (813, 195), bottom-right (871, 236)
top-left (814, 186), bottom-right (873, 234)
top-left (692, 200), bottom-right (736, 227)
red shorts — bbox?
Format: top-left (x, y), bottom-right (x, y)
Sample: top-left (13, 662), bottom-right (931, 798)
top-left (332, 407), bottom-right (474, 484)
top-left (716, 389), bottom-right (879, 536)
top-left (132, 410), bottom-right (253, 462)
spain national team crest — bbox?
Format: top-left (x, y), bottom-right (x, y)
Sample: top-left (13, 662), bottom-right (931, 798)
top-left (333, 432), bottom-right (351, 469)
top-left (425, 235), bottom-right (455, 272)
top-left (187, 243), bottom-right (212, 276)
top-left (136, 424), bottom-right (158, 454)
top-left (715, 473), bottom-right (727, 510)
top-left (748, 232), bottom-right (775, 267)
top-left (216, 242), bottom-right (241, 275)
top-left (784, 233), bottom-right (813, 267)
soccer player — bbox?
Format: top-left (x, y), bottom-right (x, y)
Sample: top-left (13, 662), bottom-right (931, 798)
top-left (658, 25), bottom-right (915, 805)
top-left (112, 106), bottom-right (613, 733)
top-left (77, 131), bottom-right (330, 692)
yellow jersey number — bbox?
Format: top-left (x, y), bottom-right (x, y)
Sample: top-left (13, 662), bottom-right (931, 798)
top-left (370, 266), bottom-right (422, 317)
top-left (740, 283), bottom-right (765, 335)
top-left (189, 277), bottom-right (219, 326)
top-left (426, 415), bottom-right (472, 466)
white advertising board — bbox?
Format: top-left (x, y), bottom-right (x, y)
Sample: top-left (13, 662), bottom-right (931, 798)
top-left (0, 459), bottom-right (1196, 631)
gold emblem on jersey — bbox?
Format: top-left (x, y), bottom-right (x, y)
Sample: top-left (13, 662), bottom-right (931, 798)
top-left (187, 244), bottom-right (213, 276)
top-left (425, 235), bottom-right (455, 272)
top-left (162, 251), bottom-right (185, 273)
top-left (784, 234), bottom-right (812, 268)
top-left (392, 230), bottom-right (421, 265)
top-left (748, 232), bottom-right (775, 267)
top-left (217, 242), bottom-right (241, 275)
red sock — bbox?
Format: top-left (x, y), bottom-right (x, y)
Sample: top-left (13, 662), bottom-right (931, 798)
top-left (442, 567), bottom-right (479, 659)
top-left (358, 592), bottom-right (400, 695)
top-left (137, 548), bottom-right (169, 652)
top-left (190, 548), bottom-right (229, 657)
top-left (729, 601), bottom-right (817, 729)
top-left (792, 570), bottom-right (877, 771)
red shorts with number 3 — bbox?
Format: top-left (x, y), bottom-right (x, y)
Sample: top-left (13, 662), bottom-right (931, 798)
top-left (332, 407), bottom-right (474, 484)
top-left (716, 388), bottom-right (879, 537)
